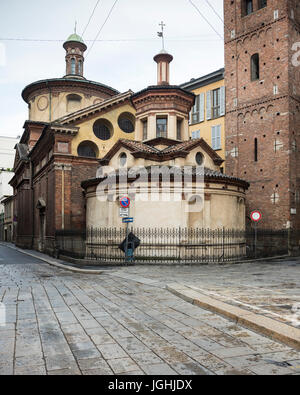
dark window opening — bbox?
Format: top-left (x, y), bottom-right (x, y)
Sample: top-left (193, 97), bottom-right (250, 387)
top-left (195, 152), bottom-right (204, 166)
top-left (254, 138), bottom-right (258, 162)
top-left (142, 120), bottom-right (148, 140)
top-left (251, 54), bottom-right (260, 81)
top-left (119, 153), bottom-right (127, 167)
top-left (156, 117), bottom-right (167, 138)
top-left (93, 119), bottom-right (112, 141)
top-left (77, 142), bottom-right (97, 158)
top-left (118, 113), bottom-right (135, 134)
top-left (71, 59), bottom-right (76, 74)
top-left (177, 119), bottom-right (182, 140)
top-left (243, 0), bottom-right (253, 16)
top-left (258, 0), bottom-right (267, 9)
top-left (212, 88), bottom-right (221, 119)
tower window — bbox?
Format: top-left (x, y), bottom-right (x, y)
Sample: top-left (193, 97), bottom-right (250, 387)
top-left (251, 54), bottom-right (260, 81)
top-left (258, 0), bottom-right (267, 9)
top-left (156, 117), bottom-right (167, 138)
top-left (243, 0), bottom-right (253, 16)
top-left (177, 118), bottom-right (182, 140)
top-left (254, 138), bottom-right (258, 162)
top-left (71, 58), bottom-right (76, 75)
top-left (142, 119), bottom-right (148, 140)
top-left (78, 60), bottom-right (82, 75)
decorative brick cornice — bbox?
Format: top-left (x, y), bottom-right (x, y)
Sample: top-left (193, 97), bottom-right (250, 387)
top-left (225, 16), bottom-right (287, 45)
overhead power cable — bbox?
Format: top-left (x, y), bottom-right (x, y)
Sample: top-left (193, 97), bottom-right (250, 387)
top-left (0, 36), bottom-right (220, 43)
top-left (81, 0), bottom-right (102, 38)
top-left (86, 0), bottom-right (119, 57)
top-left (188, 0), bottom-right (224, 41)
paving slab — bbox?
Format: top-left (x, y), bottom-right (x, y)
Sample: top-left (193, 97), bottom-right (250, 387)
top-left (1, 243), bottom-right (299, 376)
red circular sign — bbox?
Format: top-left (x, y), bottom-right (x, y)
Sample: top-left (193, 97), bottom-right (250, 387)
top-left (120, 196), bottom-right (130, 208)
top-left (250, 210), bottom-right (262, 222)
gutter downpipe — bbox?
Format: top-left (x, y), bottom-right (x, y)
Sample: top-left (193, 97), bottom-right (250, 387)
top-left (30, 160), bottom-right (35, 249)
top-left (62, 165), bottom-right (65, 231)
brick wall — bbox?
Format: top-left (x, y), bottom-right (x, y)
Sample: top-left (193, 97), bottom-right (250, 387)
top-left (224, 0), bottom-right (300, 230)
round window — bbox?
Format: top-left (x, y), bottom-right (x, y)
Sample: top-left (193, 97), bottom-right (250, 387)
top-left (118, 113), bottom-right (135, 133)
top-left (119, 153), bottom-right (127, 167)
top-left (93, 119), bottom-right (113, 141)
top-left (196, 152), bottom-right (204, 166)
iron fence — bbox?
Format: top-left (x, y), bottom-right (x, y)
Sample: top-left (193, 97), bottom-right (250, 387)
top-left (55, 227), bottom-right (293, 265)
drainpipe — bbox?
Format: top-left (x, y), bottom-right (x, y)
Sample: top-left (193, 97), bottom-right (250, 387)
top-left (47, 81), bottom-right (52, 122)
top-left (30, 160), bottom-right (35, 249)
top-left (62, 165), bottom-right (65, 230)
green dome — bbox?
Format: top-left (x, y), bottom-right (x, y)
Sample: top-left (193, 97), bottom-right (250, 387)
top-left (65, 33), bottom-right (85, 44)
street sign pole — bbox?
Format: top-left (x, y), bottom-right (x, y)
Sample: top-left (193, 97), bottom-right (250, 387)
top-left (254, 221), bottom-right (257, 259)
top-left (250, 210), bottom-right (262, 259)
top-left (125, 207), bottom-right (130, 264)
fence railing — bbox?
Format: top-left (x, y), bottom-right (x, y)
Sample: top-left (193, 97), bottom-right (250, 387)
top-left (55, 227), bottom-right (292, 265)
top-left (84, 227), bottom-right (247, 264)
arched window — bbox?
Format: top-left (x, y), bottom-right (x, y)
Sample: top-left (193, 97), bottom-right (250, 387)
top-left (119, 153), bottom-right (127, 167)
top-left (78, 60), bottom-right (82, 75)
top-left (251, 54), bottom-right (260, 81)
top-left (71, 58), bottom-right (76, 75)
top-left (66, 94), bottom-right (82, 113)
top-left (77, 141), bottom-right (98, 158)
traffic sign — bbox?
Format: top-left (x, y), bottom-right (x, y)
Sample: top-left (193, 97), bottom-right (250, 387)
top-left (120, 208), bottom-right (129, 218)
top-left (120, 196), bottom-right (131, 208)
top-left (122, 217), bottom-right (134, 224)
top-left (250, 210), bottom-right (262, 222)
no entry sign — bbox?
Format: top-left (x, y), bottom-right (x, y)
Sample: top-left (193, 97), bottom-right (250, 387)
top-left (250, 210), bottom-right (262, 222)
top-left (120, 196), bottom-right (130, 208)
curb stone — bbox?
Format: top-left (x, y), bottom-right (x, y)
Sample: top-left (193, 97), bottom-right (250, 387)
top-left (0, 243), bottom-right (104, 274)
top-left (166, 283), bottom-right (300, 351)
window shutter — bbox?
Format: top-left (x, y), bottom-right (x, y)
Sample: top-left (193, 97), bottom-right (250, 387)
top-left (217, 125), bottom-right (221, 149)
top-left (212, 126), bottom-right (216, 149)
top-left (192, 95), bottom-right (200, 123)
top-left (199, 93), bottom-right (205, 122)
top-left (220, 86), bottom-right (225, 116)
top-left (206, 91), bottom-right (212, 120)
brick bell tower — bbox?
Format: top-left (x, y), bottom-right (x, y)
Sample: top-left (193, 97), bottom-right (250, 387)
top-left (224, 0), bottom-right (300, 233)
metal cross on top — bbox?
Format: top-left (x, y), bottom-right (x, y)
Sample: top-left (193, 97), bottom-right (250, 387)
top-left (157, 21), bottom-right (166, 50)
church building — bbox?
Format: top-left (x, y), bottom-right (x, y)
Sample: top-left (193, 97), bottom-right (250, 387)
top-left (10, 28), bottom-right (249, 258)
top-left (10, 32), bottom-right (136, 254)
top-left (81, 49), bottom-right (249, 233)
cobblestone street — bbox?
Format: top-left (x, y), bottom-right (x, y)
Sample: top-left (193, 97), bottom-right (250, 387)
top-left (0, 244), bottom-right (300, 375)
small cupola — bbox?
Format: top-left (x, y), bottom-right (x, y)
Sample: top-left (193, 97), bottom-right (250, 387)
top-left (154, 50), bottom-right (173, 86)
top-left (63, 29), bottom-right (87, 80)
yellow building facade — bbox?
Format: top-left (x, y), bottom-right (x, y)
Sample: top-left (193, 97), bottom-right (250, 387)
top-left (180, 68), bottom-right (225, 170)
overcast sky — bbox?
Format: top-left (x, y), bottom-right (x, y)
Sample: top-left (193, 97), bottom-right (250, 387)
top-left (0, 0), bottom-right (224, 138)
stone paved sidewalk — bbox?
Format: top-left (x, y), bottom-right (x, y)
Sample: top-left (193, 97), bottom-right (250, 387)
top-left (109, 259), bottom-right (300, 329)
top-left (0, 244), bottom-right (300, 375)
